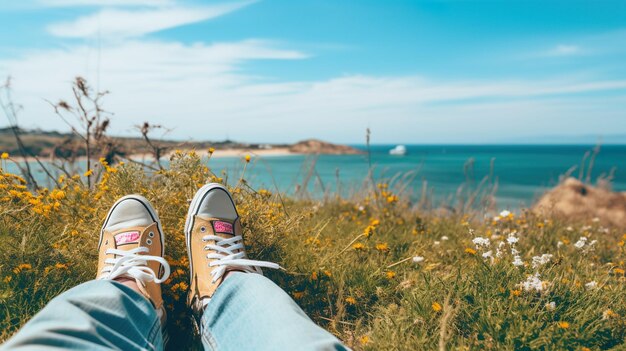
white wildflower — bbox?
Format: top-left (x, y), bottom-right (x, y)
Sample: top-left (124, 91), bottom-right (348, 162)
top-left (545, 301), bottom-right (556, 311)
top-left (519, 273), bottom-right (546, 293)
top-left (532, 254), bottom-right (553, 269)
top-left (507, 233), bottom-right (519, 245)
top-left (592, 217), bottom-right (600, 223)
top-left (602, 309), bottom-right (615, 320)
top-left (495, 242), bottom-right (505, 258)
top-left (472, 237), bottom-right (490, 248)
top-left (512, 256), bottom-right (524, 267)
top-left (557, 241), bottom-right (564, 248)
top-left (482, 250), bottom-right (493, 259)
top-left (500, 210), bottom-right (512, 218)
top-left (433, 241), bottom-right (441, 246)
top-left (574, 237), bottom-right (588, 249)
top-left (441, 236), bottom-right (449, 241)
top-left (585, 281), bottom-right (598, 290)
top-left (412, 256), bottom-right (425, 263)
top-left (566, 226), bottom-right (574, 232)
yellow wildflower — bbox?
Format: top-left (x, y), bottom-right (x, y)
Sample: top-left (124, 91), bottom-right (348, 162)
top-left (613, 268), bottom-right (625, 275)
top-left (50, 189), bottom-right (66, 200)
top-left (179, 281), bottom-right (189, 291)
top-left (293, 291), bottom-right (304, 299)
top-left (510, 289), bottom-right (522, 297)
top-left (208, 147), bottom-right (215, 154)
top-left (323, 270), bottom-right (332, 277)
top-left (375, 242), bottom-right (389, 252)
top-left (1, 152), bottom-right (8, 159)
top-left (345, 296), bottom-right (356, 305)
top-left (558, 321), bottom-right (570, 329)
top-left (359, 335), bottom-right (369, 345)
top-left (84, 169), bottom-right (93, 177)
top-left (363, 225), bottom-right (375, 238)
top-left (310, 271), bottom-right (318, 281)
top-left (54, 263), bottom-right (68, 270)
top-left (432, 302), bottom-right (442, 312)
top-left (352, 242), bottom-right (366, 251)
top-left (386, 195), bottom-right (398, 204)
top-left (465, 248), bottom-right (477, 255)
top-left (3, 276), bottom-right (11, 283)
top-left (385, 271), bottom-right (396, 279)
top-left (13, 263), bottom-right (32, 274)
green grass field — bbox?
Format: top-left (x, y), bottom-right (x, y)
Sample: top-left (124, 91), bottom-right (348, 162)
top-left (1, 152), bottom-right (625, 350)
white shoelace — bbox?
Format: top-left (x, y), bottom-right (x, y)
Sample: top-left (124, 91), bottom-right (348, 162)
top-left (203, 234), bottom-right (282, 283)
top-left (101, 247), bottom-right (171, 284)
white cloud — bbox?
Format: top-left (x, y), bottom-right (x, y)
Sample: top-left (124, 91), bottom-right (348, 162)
top-left (39, 0), bottom-right (173, 7)
top-left (543, 44), bottom-right (582, 57)
top-left (47, 1), bottom-right (254, 39)
top-left (1, 40), bottom-right (626, 143)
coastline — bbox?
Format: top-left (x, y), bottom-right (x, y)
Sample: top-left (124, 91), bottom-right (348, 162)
top-left (4, 147), bottom-right (303, 163)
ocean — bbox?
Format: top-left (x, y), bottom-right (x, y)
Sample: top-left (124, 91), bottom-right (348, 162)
top-left (5, 145), bottom-right (626, 210)
top-left (207, 144), bottom-right (626, 209)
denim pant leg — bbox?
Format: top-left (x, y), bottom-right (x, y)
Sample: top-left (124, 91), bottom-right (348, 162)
top-left (1, 280), bottom-right (163, 351)
top-left (201, 272), bottom-right (348, 351)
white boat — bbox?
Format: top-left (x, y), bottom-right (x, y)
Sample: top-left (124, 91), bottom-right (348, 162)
top-left (389, 145), bottom-right (407, 156)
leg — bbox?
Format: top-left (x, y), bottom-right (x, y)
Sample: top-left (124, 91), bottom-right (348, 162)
top-left (1, 280), bottom-right (163, 351)
top-left (200, 272), bottom-right (347, 351)
top-left (3, 195), bottom-right (171, 350)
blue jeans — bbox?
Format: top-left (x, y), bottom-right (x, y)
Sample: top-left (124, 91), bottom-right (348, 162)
top-left (1, 273), bottom-right (347, 351)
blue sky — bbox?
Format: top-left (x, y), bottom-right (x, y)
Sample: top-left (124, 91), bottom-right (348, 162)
top-left (1, 0), bottom-right (626, 144)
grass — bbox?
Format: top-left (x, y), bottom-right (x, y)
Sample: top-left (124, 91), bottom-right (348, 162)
top-left (0, 152), bottom-right (625, 350)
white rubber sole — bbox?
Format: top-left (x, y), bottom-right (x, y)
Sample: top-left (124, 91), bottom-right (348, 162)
top-left (98, 194), bottom-right (165, 259)
top-left (184, 183), bottom-right (238, 291)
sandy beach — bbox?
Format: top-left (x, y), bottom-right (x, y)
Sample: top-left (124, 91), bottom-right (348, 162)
top-left (199, 147), bottom-right (301, 158)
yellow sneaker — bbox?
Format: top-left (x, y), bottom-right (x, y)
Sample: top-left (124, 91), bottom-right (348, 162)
top-left (185, 183), bottom-right (281, 314)
top-left (97, 195), bottom-right (170, 334)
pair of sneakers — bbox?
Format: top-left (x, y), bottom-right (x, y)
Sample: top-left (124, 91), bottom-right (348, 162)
top-left (96, 183), bottom-right (280, 335)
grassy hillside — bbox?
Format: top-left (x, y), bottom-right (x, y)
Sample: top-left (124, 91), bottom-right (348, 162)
top-left (0, 152), bottom-right (625, 350)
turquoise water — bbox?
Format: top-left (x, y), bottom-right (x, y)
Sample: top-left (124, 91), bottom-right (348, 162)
top-left (207, 145), bottom-right (626, 209)
top-left (5, 145), bottom-right (626, 209)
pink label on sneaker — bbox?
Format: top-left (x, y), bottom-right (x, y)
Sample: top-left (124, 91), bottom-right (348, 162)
top-left (213, 221), bottom-right (234, 234)
top-left (115, 231), bottom-right (140, 245)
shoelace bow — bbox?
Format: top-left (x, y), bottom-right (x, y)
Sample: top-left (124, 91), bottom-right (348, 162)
top-left (102, 247), bottom-right (171, 284)
top-left (203, 234), bottom-right (282, 282)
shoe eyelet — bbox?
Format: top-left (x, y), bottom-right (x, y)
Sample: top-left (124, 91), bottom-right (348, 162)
top-left (148, 232), bottom-right (155, 238)
top-left (146, 239), bottom-right (152, 245)
top-left (200, 226), bottom-right (206, 233)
